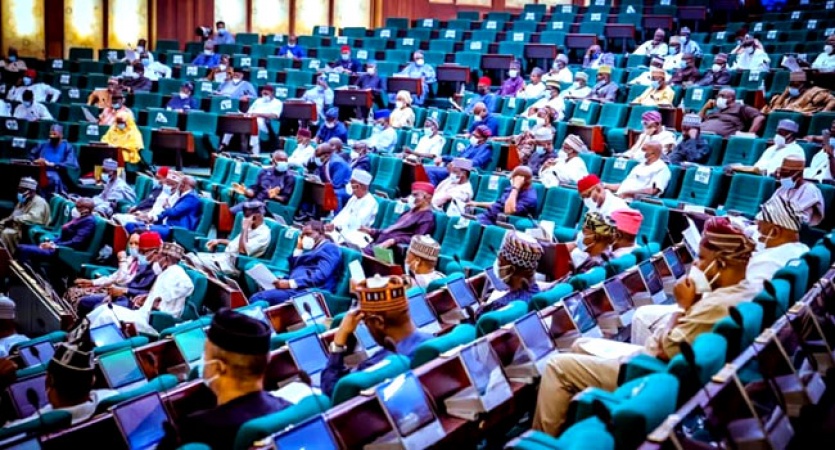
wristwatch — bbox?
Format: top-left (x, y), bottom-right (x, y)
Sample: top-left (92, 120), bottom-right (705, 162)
top-left (329, 342), bottom-right (347, 354)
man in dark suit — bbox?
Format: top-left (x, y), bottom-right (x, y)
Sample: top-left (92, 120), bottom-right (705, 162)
top-left (75, 231), bottom-right (163, 317)
top-left (129, 167), bottom-right (169, 215)
top-left (158, 309), bottom-right (291, 450)
top-left (125, 176), bottom-right (202, 240)
top-left (250, 221), bottom-right (343, 306)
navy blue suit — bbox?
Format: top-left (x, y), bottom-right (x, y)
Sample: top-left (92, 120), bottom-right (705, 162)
top-left (126, 191), bottom-right (202, 239)
top-left (468, 114), bottom-right (500, 137)
top-left (133, 185), bottom-right (163, 212)
top-left (17, 214), bottom-right (97, 279)
top-left (427, 141), bottom-right (493, 185)
top-left (315, 122), bottom-right (348, 144)
top-left (250, 241), bottom-right (343, 306)
top-left (300, 156), bottom-right (352, 218)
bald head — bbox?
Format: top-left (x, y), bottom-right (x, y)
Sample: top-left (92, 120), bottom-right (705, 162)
top-left (327, 137), bottom-right (344, 151)
top-left (642, 141), bottom-right (662, 162)
top-left (181, 176), bottom-right (196, 192)
top-left (473, 102), bottom-right (487, 117)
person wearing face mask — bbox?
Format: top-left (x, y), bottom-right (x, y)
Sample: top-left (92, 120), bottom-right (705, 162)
top-left (158, 308), bottom-right (288, 450)
top-left (0, 178), bottom-right (49, 251)
top-left (582, 44), bottom-right (615, 69)
top-left (75, 231), bottom-right (164, 317)
top-left (609, 209), bottom-right (643, 257)
top-left (543, 54), bottom-right (573, 84)
top-left (360, 109), bottom-right (398, 153)
top-left (404, 117), bottom-right (446, 160)
top-left (669, 53), bottom-right (701, 87)
top-left (17, 198), bottom-right (97, 283)
top-left (432, 158), bottom-right (474, 217)
top-left (426, 124), bottom-right (492, 186)
top-left (699, 88), bottom-right (764, 137)
top-left (6, 69), bottom-right (60, 103)
top-left (576, 175), bottom-right (627, 217)
top-left (633, 28), bottom-right (669, 57)
top-left (91, 158), bottom-right (136, 217)
top-left (126, 176), bottom-right (201, 240)
top-left (560, 71), bottom-right (591, 100)
top-left (189, 201), bottom-right (271, 276)
top-left (632, 67), bottom-right (675, 106)
top-left (13, 89), bottom-right (53, 121)
top-left (232, 151), bottom-right (296, 211)
top-left (517, 67), bottom-right (547, 100)
top-left (746, 197), bottom-right (809, 289)
top-left (585, 65), bottom-right (619, 103)
top-left (666, 114), bottom-right (710, 165)
top-left (323, 275), bottom-right (433, 397)
top-left (473, 166), bottom-right (538, 226)
top-left (191, 40), bottom-right (222, 68)
top-left (360, 182), bottom-right (436, 256)
top-left (476, 232), bottom-right (543, 317)
top-left (88, 242), bottom-right (194, 335)
top-left (540, 134), bottom-right (589, 188)
top-left (403, 235), bottom-right (445, 288)
top-left (389, 91), bottom-right (415, 128)
top-left (394, 51), bottom-right (436, 106)
top-left (356, 61), bottom-right (385, 113)
top-left (330, 45), bottom-right (362, 73)
top-left (628, 56), bottom-right (671, 87)
top-left (207, 54), bottom-right (233, 83)
top-left (121, 39), bottom-right (151, 64)
top-left (466, 102), bottom-right (500, 137)
top-left (315, 107), bottom-right (348, 143)
top-left (98, 93), bottom-right (135, 126)
top-left (0, 47), bottom-right (27, 72)
top-left (608, 141), bottom-right (672, 199)
top-left (288, 128), bottom-right (316, 168)
top-left (812, 35), bottom-right (835, 72)
top-left (141, 52), bottom-right (172, 81)
top-left (220, 85), bottom-right (283, 155)
top-left (730, 119), bottom-right (806, 176)
top-left (662, 36), bottom-right (684, 71)
top-left (165, 82), bottom-right (199, 112)
top-left (65, 232), bottom-right (143, 305)
top-left (120, 62), bottom-right (152, 93)
top-left (87, 77), bottom-right (122, 109)
top-left (730, 36), bottom-right (770, 73)
top-left (337, 138), bottom-right (368, 172)
top-left (249, 221), bottom-right (342, 306)
top-left (566, 212), bottom-right (617, 273)
top-left (112, 167), bottom-right (170, 225)
top-left (769, 156), bottom-right (825, 227)
top-left (29, 124), bottom-right (79, 197)
top-left (216, 69), bottom-right (256, 100)
top-left (462, 77), bottom-right (498, 114)
top-left (804, 122), bottom-right (835, 182)
top-left (302, 75), bottom-right (335, 122)
top-left (327, 169), bottom-right (379, 246)
top-left (534, 217), bottom-right (757, 437)
top-left (695, 52), bottom-right (731, 87)
top-left (678, 27), bottom-right (701, 57)
top-left (526, 80), bottom-right (565, 119)
top-left (101, 112), bottom-right (143, 164)
top-left (620, 110), bottom-right (676, 161)
top-left (212, 21), bottom-right (236, 45)
top-left (525, 127), bottom-right (558, 174)
top-left (278, 35), bottom-right (306, 59)
top-left (298, 143), bottom-right (351, 218)
top-left (762, 70), bottom-right (835, 115)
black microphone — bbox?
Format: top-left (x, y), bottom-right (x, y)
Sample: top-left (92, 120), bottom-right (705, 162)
top-left (640, 235), bottom-right (649, 247)
top-left (302, 301), bottom-right (320, 330)
top-left (26, 388), bottom-right (45, 429)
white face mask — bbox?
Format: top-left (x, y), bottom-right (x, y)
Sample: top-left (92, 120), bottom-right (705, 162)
top-left (201, 359), bottom-right (221, 392)
top-left (711, 64), bottom-right (722, 73)
top-left (534, 117), bottom-right (545, 126)
top-left (687, 129), bottom-right (699, 140)
top-left (367, 68), bottom-right (376, 75)
top-left (179, 92), bottom-right (189, 99)
top-left (492, 259), bottom-right (513, 283)
top-left (449, 174), bottom-right (460, 184)
top-left (773, 134), bottom-right (786, 148)
top-left (424, 127), bottom-right (434, 135)
top-left (583, 197), bottom-right (597, 211)
top-left (469, 136), bottom-right (479, 146)
top-left (508, 70), bottom-right (519, 78)
top-left (406, 196), bottom-right (416, 209)
top-left (152, 262), bottom-right (163, 275)
top-left (204, 49), bottom-right (213, 56)
top-left (218, 64), bottom-right (227, 71)
top-left (826, 45), bottom-right (834, 55)
top-left (689, 260), bottom-right (717, 294)
top-left (396, 101), bottom-right (404, 109)
top-left (715, 97), bottom-right (728, 109)
top-left (301, 236), bottom-right (316, 250)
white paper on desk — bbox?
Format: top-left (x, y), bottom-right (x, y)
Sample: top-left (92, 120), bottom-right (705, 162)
top-left (683, 218), bottom-right (701, 255)
top-left (246, 263), bottom-right (278, 291)
top-left (271, 381), bottom-right (322, 405)
top-left (349, 259), bottom-right (366, 283)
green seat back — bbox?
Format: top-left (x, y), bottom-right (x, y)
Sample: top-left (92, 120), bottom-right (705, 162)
top-left (802, 244), bottom-right (831, 284)
top-left (438, 217), bottom-right (484, 272)
top-left (475, 301), bottom-right (528, 337)
top-left (630, 201), bottom-right (669, 245)
top-left (539, 187), bottom-right (582, 228)
top-left (332, 354), bottom-right (411, 405)
top-left (667, 333), bottom-right (727, 404)
top-left (469, 225), bottom-right (507, 268)
top-left (568, 267), bottom-right (606, 291)
top-left (0, 410), bottom-right (72, 441)
top-left (600, 157), bottom-right (638, 184)
top-left (675, 167), bottom-right (722, 208)
top-left (474, 174), bottom-right (509, 203)
top-left (530, 282), bottom-right (573, 311)
top-left (712, 303), bottom-right (764, 361)
top-left (724, 173), bottom-right (775, 218)
top-left (411, 324), bottom-right (476, 369)
top-left (370, 157), bottom-right (403, 197)
top-left (233, 394), bottom-right (331, 450)
top-left (773, 259), bottom-right (809, 305)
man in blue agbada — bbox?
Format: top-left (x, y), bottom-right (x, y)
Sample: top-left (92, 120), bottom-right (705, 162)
top-left (30, 124), bottom-right (79, 197)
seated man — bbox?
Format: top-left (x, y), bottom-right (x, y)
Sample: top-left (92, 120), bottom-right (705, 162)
top-left (666, 114), bottom-right (710, 165)
top-left (619, 110), bottom-right (676, 161)
top-left (403, 118), bottom-right (445, 160)
top-left (540, 135), bottom-right (590, 187)
top-left (466, 103), bottom-right (500, 137)
top-left (699, 88), bottom-right (764, 137)
top-left (76, 231), bottom-right (163, 317)
top-left (125, 176), bottom-right (201, 240)
top-left (543, 54), bottom-right (573, 84)
top-left (606, 141), bottom-right (671, 199)
top-left (472, 166), bottom-right (538, 226)
top-left (30, 124), bottom-right (79, 197)
top-left (535, 217), bottom-right (757, 436)
top-left (191, 41), bottom-right (221, 68)
top-left (360, 183), bottom-right (436, 255)
top-left (232, 151), bottom-right (295, 213)
top-left (812, 34), bottom-right (835, 72)
top-left (567, 212), bottom-right (617, 273)
top-left (770, 156), bottom-right (825, 227)
top-left (582, 45), bottom-right (615, 69)
top-left (560, 72), bottom-right (591, 99)
top-left (762, 70), bottom-right (835, 115)
top-left (360, 109), bottom-right (397, 153)
top-left (730, 36), bottom-right (770, 72)
top-left (525, 127), bottom-right (559, 174)
top-left (88, 242), bottom-right (194, 335)
top-left (166, 82), bottom-right (199, 112)
top-left (8, 343), bottom-right (117, 426)
top-left (87, 77), bottom-right (121, 108)
top-left (518, 67), bottom-right (546, 100)
top-left (217, 69), bottom-right (257, 100)
top-left (732, 119), bottom-right (805, 176)
top-left (633, 28), bottom-right (668, 57)
top-left (462, 77), bottom-right (498, 113)
top-left (112, 167), bottom-right (170, 225)
top-left (631, 67), bottom-right (675, 106)
top-left (92, 158), bottom-right (136, 218)
top-left (499, 61), bottom-right (525, 97)
top-left (17, 198), bottom-right (96, 276)
top-left (0, 297), bottom-right (28, 357)
top-left (477, 232), bottom-right (543, 316)
top-left (98, 93), bottom-right (134, 126)
top-left (577, 174), bottom-right (628, 216)
top-left (278, 35), bottom-right (305, 59)
top-left (315, 108), bottom-right (348, 144)
top-left (747, 197), bottom-right (809, 289)
top-left (526, 80), bottom-right (565, 120)
top-left (426, 125), bottom-right (493, 186)
top-left (189, 202), bottom-right (271, 276)
top-left (220, 85), bottom-right (282, 155)
top-left (323, 274), bottom-right (433, 397)
top-left (249, 221), bottom-right (342, 306)
top-left (0, 177), bottom-right (50, 250)
top-left (120, 62), bottom-right (153, 93)
top-left (287, 128), bottom-right (316, 168)
top-left (301, 76), bottom-right (335, 123)
top-left (669, 53), bottom-right (701, 86)
top-left (610, 209), bottom-right (643, 257)
top-left (628, 57), bottom-right (669, 87)
top-left (432, 158), bottom-right (474, 217)
top-left (586, 65), bottom-right (619, 103)
top-left (297, 143), bottom-right (351, 219)
top-left (404, 235), bottom-right (444, 289)
top-left (13, 90), bottom-right (53, 121)
top-left (696, 53), bottom-right (731, 87)
top-left (805, 120), bottom-right (835, 182)
top-left (326, 170), bottom-right (379, 247)
top-left (159, 309), bottom-right (289, 450)
top-left (114, 170), bottom-right (180, 226)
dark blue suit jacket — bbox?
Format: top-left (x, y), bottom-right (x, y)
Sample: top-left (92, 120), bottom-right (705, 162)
top-left (288, 241), bottom-right (342, 292)
top-left (468, 114), bottom-right (500, 137)
top-left (126, 264), bottom-right (159, 297)
top-left (55, 215), bottom-right (96, 250)
top-left (351, 154), bottom-right (371, 173)
top-left (134, 185), bottom-right (163, 212)
top-left (157, 192), bottom-right (201, 230)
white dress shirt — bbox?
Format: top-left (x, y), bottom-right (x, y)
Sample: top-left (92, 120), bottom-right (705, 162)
top-left (413, 134), bottom-right (446, 158)
top-left (812, 52), bottom-right (835, 72)
top-left (618, 159), bottom-right (672, 196)
top-left (432, 178), bottom-right (474, 217)
top-left (289, 144), bottom-right (316, 168)
top-left (746, 242), bottom-right (809, 288)
top-left (804, 150), bottom-right (833, 182)
top-left (633, 40), bottom-right (669, 57)
top-left (7, 83), bottom-right (61, 103)
top-left (754, 142), bottom-right (805, 176)
top-left (539, 154), bottom-right (589, 187)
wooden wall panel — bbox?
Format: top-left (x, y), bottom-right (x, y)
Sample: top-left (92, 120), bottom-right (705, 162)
top-left (155, 0), bottom-right (215, 46)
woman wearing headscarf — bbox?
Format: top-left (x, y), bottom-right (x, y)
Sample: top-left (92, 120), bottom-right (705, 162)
top-left (389, 90), bottom-right (415, 129)
top-left (102, 112), bottom-right (144, 164)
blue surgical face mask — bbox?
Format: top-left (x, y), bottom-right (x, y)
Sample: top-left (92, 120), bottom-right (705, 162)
top-left (829, 137), bottom-right (835, 148)
top-left (535, 146), bottom-right (546, 155)
top-left (275, 161), bottom-right (288, 172)
top-left (112, 102), bottom-right (122, 109)
top-left (314, 156), bottom-right (324, 166)
top-left (17, 193), bottom-right (27, 204)
top-left (162, 185), bottom-right (173, 195)
top-left (22, 77), bottom-right (31, 86)
top-left (136, 254), bottom-right (148, 265)
top-left (788, 87), bottom-right (800, 98)
top-left (217, 28), bottom-right (227, 35)
top-left (116, 123), bottom-right (126, 130)
top-left (780, 176), bottom-right (795, 190)
top-left (651, 80), bottom-right (661, 90)
top-left (141, 59), bottom-right (150, 67)
top-left (128, 247), bottom-right (139, 257)
top-left (8, 55), bottom-right (16, 62)
top-left (101, 173), bottom-right (111, 183)
top-left (23, 101), bottom-right (32, 108)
